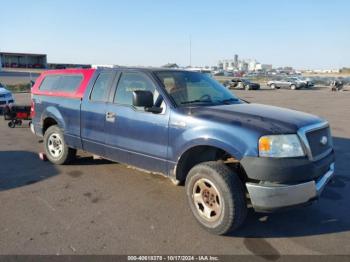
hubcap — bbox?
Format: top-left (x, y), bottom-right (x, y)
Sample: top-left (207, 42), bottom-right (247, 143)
top-left (192, 178), bottom-right (222, 222)
top-left (47, 133), bottom-right (63, 158)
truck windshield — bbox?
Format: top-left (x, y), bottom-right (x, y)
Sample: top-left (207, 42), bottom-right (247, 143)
top-left (155, 71), bottom-right (240, 107)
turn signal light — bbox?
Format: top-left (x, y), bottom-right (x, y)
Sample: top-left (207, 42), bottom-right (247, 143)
top-left (259, 137), bottom-right (271, 152)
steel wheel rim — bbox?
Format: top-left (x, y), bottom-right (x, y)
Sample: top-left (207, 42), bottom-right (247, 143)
top-left (192, 178), bottom-right (222, 222)
top-left (47, 133), bottom-right (63, 158)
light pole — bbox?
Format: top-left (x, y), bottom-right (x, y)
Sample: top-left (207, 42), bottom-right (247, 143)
top-left (0, 48), bottom-right (2, 71)
top-left (189, 35), bottom-right (192, 67)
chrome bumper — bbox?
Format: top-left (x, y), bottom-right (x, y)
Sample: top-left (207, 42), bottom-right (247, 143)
top-left (246, 163), bottom-right (335, 211)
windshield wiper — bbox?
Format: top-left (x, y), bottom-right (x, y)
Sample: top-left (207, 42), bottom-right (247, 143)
top-left (217, 98), bottom-right (240, 104)
top-left (181, 99), bottom-right (213, 105)
top-left (181, 97), bottom-right (240, 105)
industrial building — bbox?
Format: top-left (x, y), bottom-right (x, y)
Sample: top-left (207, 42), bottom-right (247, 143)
top-left (218, 54), bottom-right (272, 72)
top-left (0, 52), bottom-right (47, 69)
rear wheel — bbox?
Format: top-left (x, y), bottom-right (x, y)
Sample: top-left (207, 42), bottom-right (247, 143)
top-left (270, 84), bottom-right (276, 89)
top-left (185, 161), bottom-right (247, 235)
top-left (8, 121), bottom-right (15, 128)
top-left (44, 125), bottom-right (76, 165)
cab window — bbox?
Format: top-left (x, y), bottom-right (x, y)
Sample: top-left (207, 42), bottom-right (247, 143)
top-left (90, 72), bottom-right (114, 102)
top-left (114, 72), bottom-right (156, 108)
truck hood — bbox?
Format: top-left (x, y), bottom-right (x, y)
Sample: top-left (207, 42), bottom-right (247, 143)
top-left (185, 103), bottom-right (324, 134)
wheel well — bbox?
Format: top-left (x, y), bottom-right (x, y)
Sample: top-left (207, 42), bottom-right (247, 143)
top-left (175, 145), bottom-right (246, 184)
top-left (43, 117), bottom-right (57, 134)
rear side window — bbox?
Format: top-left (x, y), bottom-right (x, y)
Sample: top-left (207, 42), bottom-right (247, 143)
top-left (39, 75), bottom-right (61, 91)
top-left (39, 75), bottom-right (83, 92)
top-left (90, 72), bottom-right (114, 102)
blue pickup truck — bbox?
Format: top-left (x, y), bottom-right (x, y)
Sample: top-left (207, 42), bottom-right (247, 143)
top-left (31, 68), bottom-right (335, 235)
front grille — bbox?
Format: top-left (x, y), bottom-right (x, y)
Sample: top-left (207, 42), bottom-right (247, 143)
top-left (306, 127), bottom-right (332, 159)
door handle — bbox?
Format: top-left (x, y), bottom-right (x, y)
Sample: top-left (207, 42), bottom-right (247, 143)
top-left (106, 112), bottom-right (116, 122)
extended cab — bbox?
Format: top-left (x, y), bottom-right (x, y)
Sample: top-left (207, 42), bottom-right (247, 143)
top-left (31, 68), bottom-right (335, 235)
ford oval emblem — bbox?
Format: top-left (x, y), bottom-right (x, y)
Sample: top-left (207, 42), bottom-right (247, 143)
top-left (320, 136), bottom-right (328, 145)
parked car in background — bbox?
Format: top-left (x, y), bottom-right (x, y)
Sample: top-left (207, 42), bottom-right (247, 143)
top-left (212, 70), bottom-right (225, 76)
top-left (293, 77), bottom-right (315, 88)
top-left (33, 64), bottom-right (44, 69)
top-left (225, 78), bottom-right (260, 90)
top-left (267, 77), bottom-right (306, 90)
top-left (0, 83), bottom-right (15, 114)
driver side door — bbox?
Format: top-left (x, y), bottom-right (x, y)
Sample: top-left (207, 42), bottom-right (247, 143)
top-left (104, 71), bottom-right (170, 173)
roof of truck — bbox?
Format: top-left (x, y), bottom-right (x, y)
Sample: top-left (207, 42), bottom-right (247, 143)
top-left (31, 67), bottom-right (197, 99)
top-left (94, 67), bottom-right (188, 72)
top-left (40, 67), bottom-right (193, 75)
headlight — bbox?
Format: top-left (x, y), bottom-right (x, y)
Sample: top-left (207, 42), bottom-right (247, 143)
top-left (259, 134), bottom-right (305, 158)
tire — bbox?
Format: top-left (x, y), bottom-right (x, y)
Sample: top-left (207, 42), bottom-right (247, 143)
top-left (185, 161), bottom-right (247, 235)
top-left (245, 85), bottom-right (250, 91)
top-left (8, 121), bottom-right (15, 128)
top-left (290, 84), bottom-right (296, 90)
top-left (270, 84), bottom-right (276, 89)
top-left (44, 125), bottom-right (76, 165)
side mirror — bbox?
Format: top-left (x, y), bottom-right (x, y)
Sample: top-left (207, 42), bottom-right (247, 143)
top-left (132, 90), bottom-right (163, 114)
top-left (132, 90), bottom-right (154, 108)
top-left (145, 106), bottom-right (163, 114)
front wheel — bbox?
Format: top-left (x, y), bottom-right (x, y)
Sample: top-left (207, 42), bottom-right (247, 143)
top-left (44, 125), bottom-right (76, 165)
top-left (290, 84), bottom-right (297, 90)
top-left (270, 84), bottom-right (276, 89)
top-left (185, 161), bottom-right (247, 235)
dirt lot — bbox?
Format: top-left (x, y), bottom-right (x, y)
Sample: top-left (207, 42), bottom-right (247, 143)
top-left (0, 90), bottom-right (349, 256)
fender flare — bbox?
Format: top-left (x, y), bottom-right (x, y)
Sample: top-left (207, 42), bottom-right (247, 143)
top-left (41, 106), bottom-right (66, 132)
top-left (176, 138), bottom-right (245, 162)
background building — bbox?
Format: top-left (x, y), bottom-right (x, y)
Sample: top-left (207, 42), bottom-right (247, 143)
top-left (234, 54), bottom-right (238, 67)
top-left (218, 55), bottom-right (269, 72)
top-left (218, 59), bottom-right (236, 71)
top-left (0, 52), bottom-right (47, 69)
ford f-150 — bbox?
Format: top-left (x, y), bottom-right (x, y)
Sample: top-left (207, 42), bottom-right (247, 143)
top-left (31, 68), bottom-right (335, 235)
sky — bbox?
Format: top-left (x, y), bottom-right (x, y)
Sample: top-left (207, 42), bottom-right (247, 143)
top-left (1, 0), bottom-right (349, 69)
